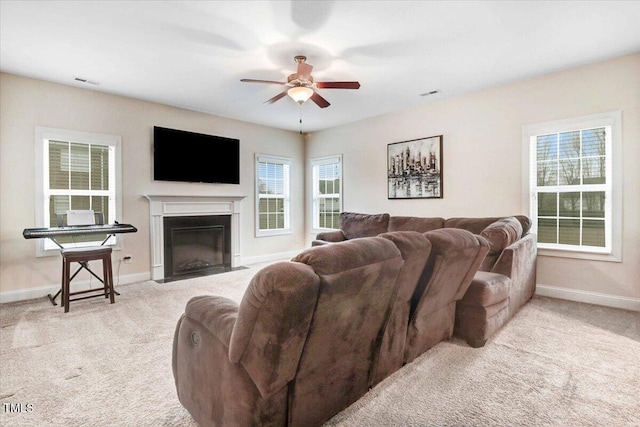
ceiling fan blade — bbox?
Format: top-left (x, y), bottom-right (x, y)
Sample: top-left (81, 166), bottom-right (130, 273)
top-left (241, 79), bottom-right (286, 85)
top-left (264, 90), bottom-right (288, 104)
top-left (310, 92), bottom-right (330, 108)
top-left (315, 81), bottom-right (361, 89)
top-left (297, 62), bottom-right (313, 80)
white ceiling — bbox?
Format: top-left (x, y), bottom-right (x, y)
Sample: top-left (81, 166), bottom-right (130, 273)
top-left (1, 1), bottom-right (639, 133)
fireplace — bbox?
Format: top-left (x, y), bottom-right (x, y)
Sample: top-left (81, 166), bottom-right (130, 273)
top-left (144, 195), bottom-right (245, 282)
top-left (163, 215), bottom-right (231, 280)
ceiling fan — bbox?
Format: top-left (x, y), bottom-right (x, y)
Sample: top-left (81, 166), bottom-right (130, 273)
top-left (240, 55), bottom-right (360, 108)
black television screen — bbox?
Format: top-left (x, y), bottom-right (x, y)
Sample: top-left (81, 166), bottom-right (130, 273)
top-left (153, 126), bottom-right (240, 184)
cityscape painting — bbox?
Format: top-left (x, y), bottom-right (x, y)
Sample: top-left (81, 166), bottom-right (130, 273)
top-left (388, 135), bottom-right (443, 199)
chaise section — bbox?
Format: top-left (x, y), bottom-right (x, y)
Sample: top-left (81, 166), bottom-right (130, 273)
top-left (454, 218), bottom-right (537, 347)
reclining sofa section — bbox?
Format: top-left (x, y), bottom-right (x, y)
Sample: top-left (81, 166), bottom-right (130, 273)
top-left (173, 228), bottom-right (489, 427)
top-left (314, 212), bottom-right (538, 348)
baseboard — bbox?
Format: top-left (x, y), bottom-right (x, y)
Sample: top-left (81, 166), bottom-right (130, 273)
top-left (536, 284), bottom-right (640, 312)
top-left (240, 250), bottom-right (301, 266)
top-left (0, 271), bottom-right (151, 304)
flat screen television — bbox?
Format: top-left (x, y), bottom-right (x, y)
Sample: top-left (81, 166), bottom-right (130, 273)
top-left (153, 126), bottom-right (240, 184)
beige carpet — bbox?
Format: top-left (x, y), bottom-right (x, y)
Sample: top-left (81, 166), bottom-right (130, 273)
top-left (1, 263), bottom-right (639, 427)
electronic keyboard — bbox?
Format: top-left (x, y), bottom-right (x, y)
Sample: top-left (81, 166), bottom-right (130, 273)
top-left (23, 223), bottom-right (137, 239)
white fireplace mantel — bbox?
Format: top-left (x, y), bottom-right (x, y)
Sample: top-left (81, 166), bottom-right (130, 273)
top-left (143, 195), bottom-right (246, 281)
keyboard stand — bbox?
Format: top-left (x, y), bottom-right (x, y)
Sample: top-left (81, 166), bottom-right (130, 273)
top-left (46, 234), bottom-right (121, 307)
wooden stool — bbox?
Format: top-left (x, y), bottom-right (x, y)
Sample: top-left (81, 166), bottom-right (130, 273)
top-left (61, 246), bottom-right (115, 313)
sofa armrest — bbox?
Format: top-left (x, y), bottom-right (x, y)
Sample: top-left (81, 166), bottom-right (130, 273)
top-left (478, 216), bottom-right (523, 271)
top-left (491, 233), bottom-right (537, 311)
top-left (173, 295), bottom-right (239, 395)
top-left (183, 295), bottom-right (239, 346)
top-left (315, 230), bottom-right (347, 242)
top-left (173, 296), bottom-right (289, 426)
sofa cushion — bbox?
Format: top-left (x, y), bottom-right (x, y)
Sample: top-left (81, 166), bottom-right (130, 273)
top-left (388, 216), bottom-right (444, 233)
top-left (339, 212), bottom-right (390, 240)
top-left (479, 216), bottom-right (523, 271)
top-left (461, 271), bottom-right (512, 307)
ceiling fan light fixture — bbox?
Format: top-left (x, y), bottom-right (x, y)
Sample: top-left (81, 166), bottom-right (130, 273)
top-left (241, 55), bottom-right (358, 109)
top-left (287, 86), bottom-right (314, 104)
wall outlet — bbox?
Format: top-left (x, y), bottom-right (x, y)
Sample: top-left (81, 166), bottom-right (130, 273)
top-left (123, 255), bottom-right (132, 264)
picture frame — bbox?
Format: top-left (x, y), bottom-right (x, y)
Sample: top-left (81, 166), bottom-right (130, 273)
top-left (388, 135), bottom-right (443, 199)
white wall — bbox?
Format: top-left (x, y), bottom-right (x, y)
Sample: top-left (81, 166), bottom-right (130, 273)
top-left (2, 54), bottom-right (639, 308)
top-left (305, 53), bottom-right (640, 308)
top-left (0, 73), bottom-right (306, 300)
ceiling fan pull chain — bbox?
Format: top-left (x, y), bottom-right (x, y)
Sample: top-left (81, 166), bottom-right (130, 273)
top-left (299, 103), bottom-right (303, 135)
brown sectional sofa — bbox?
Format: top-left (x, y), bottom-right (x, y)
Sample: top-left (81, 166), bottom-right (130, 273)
top-left (314, 212), bottom-right (537, 348)
top-left (173, 227), bottom-right (489, 427)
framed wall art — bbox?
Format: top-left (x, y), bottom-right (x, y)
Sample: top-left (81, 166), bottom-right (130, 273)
top-left (388, 135), bottom-right (443, 199)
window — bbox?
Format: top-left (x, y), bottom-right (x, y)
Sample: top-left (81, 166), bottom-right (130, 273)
top-left (523, 111), bottom-right (621, 261)
top-left (255, 154), bottom-right (291, 236)
top-left (35, 127), bottom-right (122, 256)
top-left (312, 155), bottom-right (342, 231)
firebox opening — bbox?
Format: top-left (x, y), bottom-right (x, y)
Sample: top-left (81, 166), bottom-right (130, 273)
top-left (172, 225), bottom-right (224, 274)
top-left (163, 215), bottom-right (233, 281)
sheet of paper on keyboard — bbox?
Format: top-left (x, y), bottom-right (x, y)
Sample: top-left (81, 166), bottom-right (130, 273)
top-left (66, 210), bottom-right (96, 226)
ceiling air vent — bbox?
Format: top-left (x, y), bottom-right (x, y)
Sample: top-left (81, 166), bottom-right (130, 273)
top-left (74, 77), bottom-right (100, 85)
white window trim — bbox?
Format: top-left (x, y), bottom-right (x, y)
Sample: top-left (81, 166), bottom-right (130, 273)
top-left (255, 154), bottom-right (292, 237)
top-left (311, 154), bottom-right (343, 233)
top-left (522, 111), bottom-right (622, 262)
top-left (34, 126), bottom-right (123, 257)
